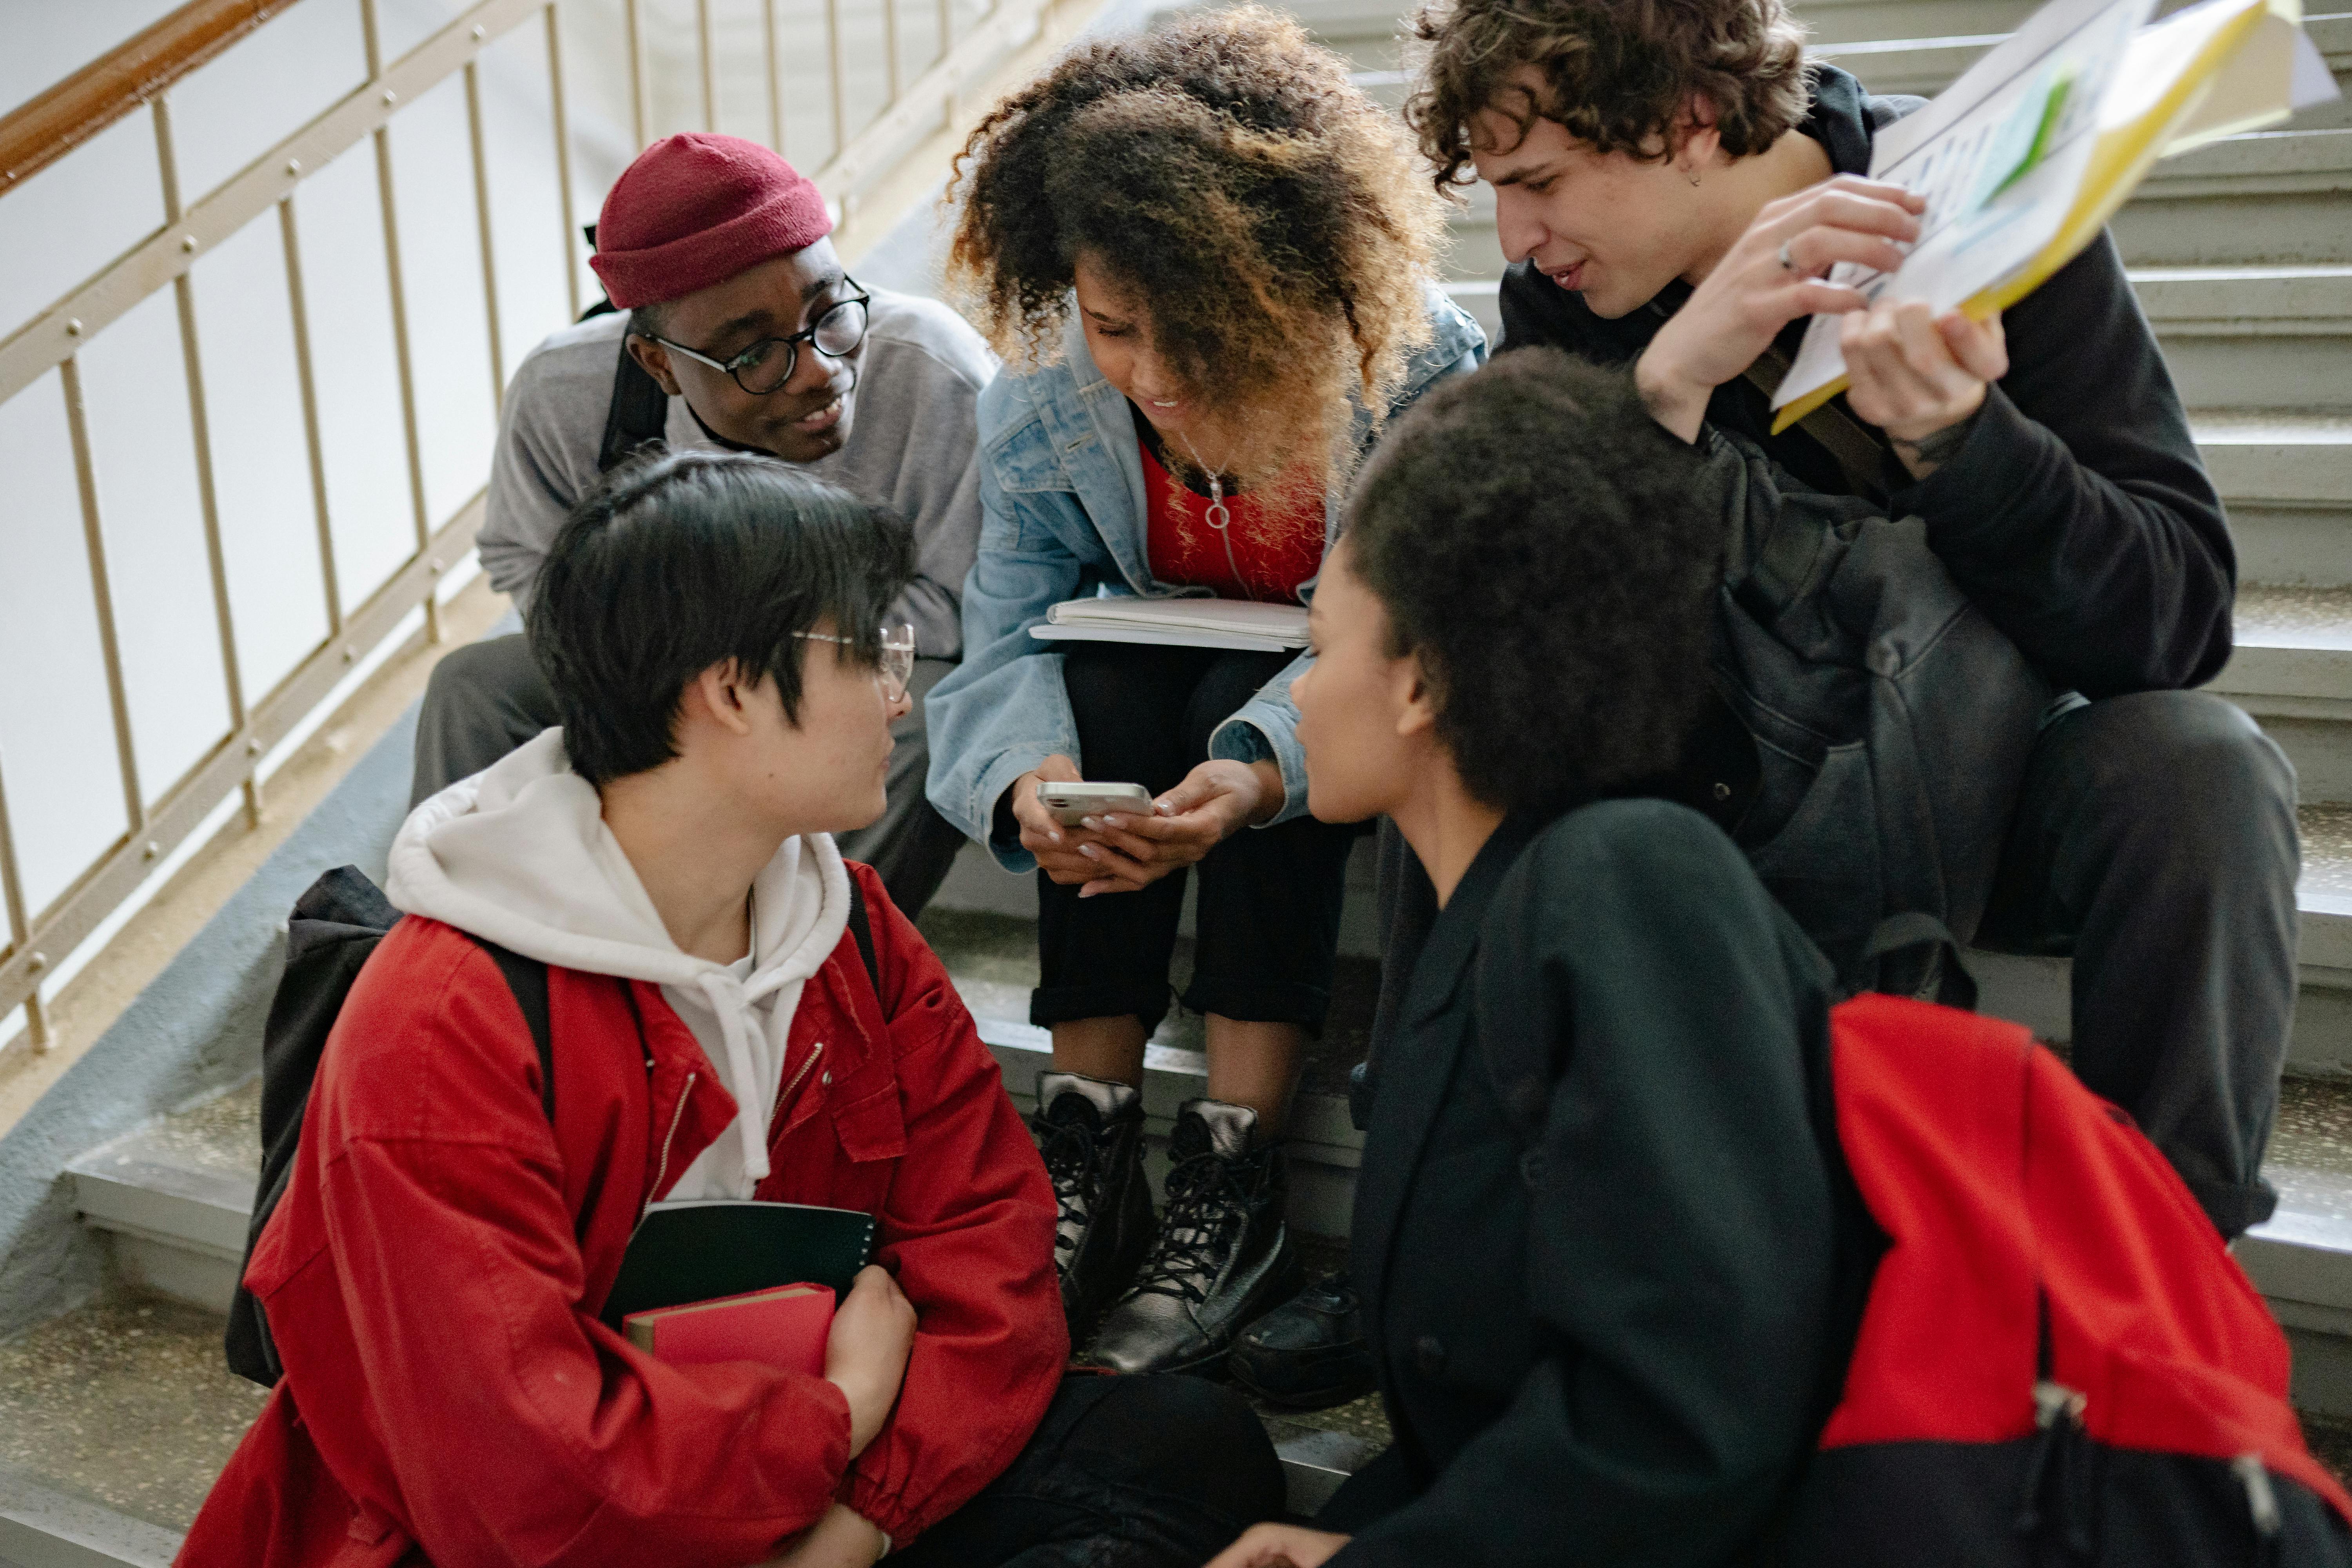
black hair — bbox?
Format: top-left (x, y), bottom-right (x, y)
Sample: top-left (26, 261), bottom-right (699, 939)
top-left (1342, 348), bottom-right (1723, 817)
top-left (530, 447), bottom-right (915, 787)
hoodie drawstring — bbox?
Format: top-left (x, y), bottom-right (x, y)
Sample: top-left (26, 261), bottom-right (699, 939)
top-left (695, 967), bottom-right (802, 1184)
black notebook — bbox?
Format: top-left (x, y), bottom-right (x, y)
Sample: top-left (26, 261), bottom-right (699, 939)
top-left (600, 1200), bottom-right (876, 1329)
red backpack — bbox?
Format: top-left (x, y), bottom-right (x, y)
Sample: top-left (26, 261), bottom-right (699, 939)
top-left (1774, 994), bottom-right (2352, 1564)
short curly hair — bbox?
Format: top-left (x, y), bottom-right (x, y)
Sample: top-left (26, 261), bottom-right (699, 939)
top-left (1343, 349), bottom-right (1723, 817)
top-left (1406, 0), bottom-right (1814, 189)
top-left (946, 7), bottom-right (1446, 488)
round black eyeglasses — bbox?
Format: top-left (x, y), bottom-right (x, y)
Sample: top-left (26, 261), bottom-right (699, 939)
top-left (646, 283), bottom-right (871, 396)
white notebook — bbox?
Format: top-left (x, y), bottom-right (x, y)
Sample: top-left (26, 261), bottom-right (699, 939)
top-left (1030, 597), bottom-right (1310, 652)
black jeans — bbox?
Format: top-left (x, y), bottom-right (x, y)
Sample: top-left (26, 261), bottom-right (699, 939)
top-left (1971, 689), bottom-right (2297, 1237)
top-left (1032, 642), bottom-right (1358, 1038)
top-left (893, 1373), bottom-right (1285, 1568)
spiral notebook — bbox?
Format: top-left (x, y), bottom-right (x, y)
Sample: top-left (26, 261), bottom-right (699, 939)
top-left (599, 1200), bottom-right (875, 1329)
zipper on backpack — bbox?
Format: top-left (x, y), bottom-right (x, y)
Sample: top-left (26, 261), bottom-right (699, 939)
top-left (2233, 1452), bottom-right (2283, 1551)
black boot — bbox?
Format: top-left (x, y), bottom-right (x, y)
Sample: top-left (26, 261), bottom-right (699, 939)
top-left (1229, 1271), bottom-right (1376, 1409)
top-left (1033, 1071), bottom-right (1155, 1345)
top-left (1078, 1098), bottom-right (1304, 1377)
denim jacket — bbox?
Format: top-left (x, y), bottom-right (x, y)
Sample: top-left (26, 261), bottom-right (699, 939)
top-left (925, 284), bottom-right (1486, 871)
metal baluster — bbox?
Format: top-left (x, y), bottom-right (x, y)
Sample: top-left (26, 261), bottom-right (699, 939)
top-left (153, 96), bottom-right (260, 828)
top-left (828, 0), bottom-right (846, 161)
top-left (361, 0), bottom-right (442, 645)
top-left (0, 751), bottom-right (49, 1051)
top-left (936, 0), bottom-right (955, 128)
top-left (545, 3), bottom-right (581, 321)
top-left (764, 0), bottom-right (783, 153)
top-left (697, 0), bottom-right (717, 132)
top-left (279, 194), bottom-right (342, 635)
top-left (60, 356), bottom-right (145, 837)
top-left (464, 58), bottom-right (506, 411)
top-left (884, 0), bottom-right (902, 108)
top-left (626, 0), bottom-right (648, 148)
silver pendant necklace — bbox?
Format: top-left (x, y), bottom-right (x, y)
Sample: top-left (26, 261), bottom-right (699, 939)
top-left (1178, 429), bottom-right (1254, 602)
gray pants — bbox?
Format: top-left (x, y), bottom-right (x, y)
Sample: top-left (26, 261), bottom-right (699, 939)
top-left (1369, 689), bottom-right (2298, 1239)
top-left (410, 631), bottom-right (969, 918)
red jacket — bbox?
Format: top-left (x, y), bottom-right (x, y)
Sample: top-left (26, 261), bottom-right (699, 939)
top-left (179, 862), bottom-right (1065, 1568)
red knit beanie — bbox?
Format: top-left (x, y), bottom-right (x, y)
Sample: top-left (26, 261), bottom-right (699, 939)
top-left (589, 134), bottom-right (835, 310)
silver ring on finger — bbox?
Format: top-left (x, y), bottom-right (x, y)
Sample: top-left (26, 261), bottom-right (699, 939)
top-left (1778, 239), bottom-right (1797, 272)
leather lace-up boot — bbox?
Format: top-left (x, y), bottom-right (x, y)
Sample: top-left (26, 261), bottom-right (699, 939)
top-left (1033, 1071), bottom-right (1154, 1344)
top-left (1077, 1097), bottom-right (1304, 1377)
top-left (1230, 1271), bottom-right (1376, 1409)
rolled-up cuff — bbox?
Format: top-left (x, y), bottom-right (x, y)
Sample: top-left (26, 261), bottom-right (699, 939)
top-left (1210, 712), bottom-right (1309, 827)
top-left (962, 749), bottom-right (1057, 875)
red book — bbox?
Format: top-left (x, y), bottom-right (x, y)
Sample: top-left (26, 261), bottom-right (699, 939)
top-left (622, 1282), bottom-right (834, 1375)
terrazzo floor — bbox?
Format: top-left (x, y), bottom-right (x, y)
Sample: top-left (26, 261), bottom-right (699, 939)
top-left (0, 1297), bottom-right (268, 1532)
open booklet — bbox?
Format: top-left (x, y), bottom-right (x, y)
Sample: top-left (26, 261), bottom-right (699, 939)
top-left (1029, 597), bottom-right (1310, 652)
top-left (1771, 0), bottom-right (2340, 429)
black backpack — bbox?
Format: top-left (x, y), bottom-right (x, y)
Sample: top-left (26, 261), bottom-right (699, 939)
top-left (224, 862), bottom-right (878, 1387)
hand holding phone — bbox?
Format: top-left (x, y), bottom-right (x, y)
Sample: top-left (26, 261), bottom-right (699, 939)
top-left (1036, 780), bottom-right (1157, 826)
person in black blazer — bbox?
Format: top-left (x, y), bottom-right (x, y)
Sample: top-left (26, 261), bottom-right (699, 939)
top-left (1207, 350), bottom-right (1876, 1568)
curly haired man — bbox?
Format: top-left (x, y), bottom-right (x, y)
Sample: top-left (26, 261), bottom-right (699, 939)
top-left (1387, 0), bottom-right (2298, 1245)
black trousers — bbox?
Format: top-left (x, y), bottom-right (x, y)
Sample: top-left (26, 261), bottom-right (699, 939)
top-left (1969, 690), bottom-right (2297, 1237)
top-left (1368, 689), bottom-right (2297, 1238)
top-left (1033, 642), bottom-right (1358, 1038)
top-left (893, 1373), bottom-right (1285, 1568)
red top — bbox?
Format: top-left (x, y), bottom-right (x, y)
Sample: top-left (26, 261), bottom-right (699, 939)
top-left (1140, 437), bottom-right (1325, 604)
top-left (177, 862), bottom-right (1064, 1568)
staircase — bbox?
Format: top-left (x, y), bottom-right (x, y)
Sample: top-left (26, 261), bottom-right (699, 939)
top-left (6, 0), bottom-right (2352, 1558)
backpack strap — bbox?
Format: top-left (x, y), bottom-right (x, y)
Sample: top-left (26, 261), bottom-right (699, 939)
top-left (1741, 346), bottom-right (1897, 509)
top-left (597, 330), bottom-right (672, 473)
top-left (844, 874), bottom-right (880, 995)
top-left (470, 937), bottom-right (555, 1117)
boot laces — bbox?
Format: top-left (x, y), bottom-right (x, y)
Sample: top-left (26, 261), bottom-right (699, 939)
top-left (1038, 1111), bottom-right (1107, 1268)
top-left (1132, 1148), bottom-right (1254, 1307)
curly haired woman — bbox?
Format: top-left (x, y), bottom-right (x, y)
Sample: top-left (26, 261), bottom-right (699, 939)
top-left (924, 7), bottom-right (1485, 1377)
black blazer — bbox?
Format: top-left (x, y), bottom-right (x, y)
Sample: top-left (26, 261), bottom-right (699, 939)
top-left (1325, 799), bottom-right (1873, 1566)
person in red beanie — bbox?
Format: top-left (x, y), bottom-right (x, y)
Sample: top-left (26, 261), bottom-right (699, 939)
top-left (410, 133), bottom-right (989, 920)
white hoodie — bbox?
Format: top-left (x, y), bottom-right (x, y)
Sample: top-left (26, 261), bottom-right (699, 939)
top-left (387, 729), bottom-right (851, 1198)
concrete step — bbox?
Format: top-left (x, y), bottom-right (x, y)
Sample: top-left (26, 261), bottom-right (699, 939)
top-left (2240, 1074), bottom-right (2352, 1417)
top-left (0, 1294), bottom-right (266, 1557)
top-left (1791, 0), bottom-right (2049, 44)
top-left (2214, 585), bottom-right (2352, 803)
top-left (1810, 12), bottom-right (2350, 131)
top-left (0, 1471), bottom-right (182, 1568)
top-left (2117, 128), bottom-right (2352, 267)
top-left (2192, 414), bottom-right (2352, 588)
top-left (2138, 265), bottom-right (2352, 413)
top-left (63, 1086), bottom-right (258, 1317)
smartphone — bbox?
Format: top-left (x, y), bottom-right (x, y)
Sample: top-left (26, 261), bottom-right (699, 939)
top-left (1037, 780), bottom-right (1156, 827)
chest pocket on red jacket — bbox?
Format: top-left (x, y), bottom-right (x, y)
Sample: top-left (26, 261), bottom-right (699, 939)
top-left (829, 1084), bottom-right (906, 1163)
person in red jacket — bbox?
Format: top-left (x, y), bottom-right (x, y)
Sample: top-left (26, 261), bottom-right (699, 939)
top-left (178, 450), bottom-right (1283, 1568)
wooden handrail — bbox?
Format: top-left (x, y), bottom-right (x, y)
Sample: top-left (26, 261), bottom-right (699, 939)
top-left (0, 0), bottom-right (309, 192)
